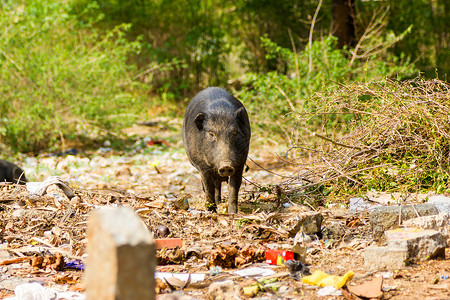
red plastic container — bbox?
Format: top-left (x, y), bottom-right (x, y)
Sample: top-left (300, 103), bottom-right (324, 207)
top-left (265, 249), bottom-right (295, 265)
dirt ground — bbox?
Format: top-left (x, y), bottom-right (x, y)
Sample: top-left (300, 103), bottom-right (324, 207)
top-left (0, 124), bottom-right (449, 299)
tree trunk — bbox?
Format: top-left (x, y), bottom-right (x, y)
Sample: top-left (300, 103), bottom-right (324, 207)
top-left (332, 0), bottom-right (356, 48)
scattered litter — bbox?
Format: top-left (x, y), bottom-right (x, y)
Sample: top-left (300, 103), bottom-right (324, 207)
top-left (302, 270), bottom-right (354, 289)
top-left (210, 266), bottom-right (223, 276)
top-left (317, 285), bottom-right (343, 297)
top-left (349, 197), bottom-right (380, 212)
top-left (293, 231), bottom-right (312, 245)
top-left (243, 284), bottom-right (260, 297)
top-left (163, 276), bottom-right (189, 290)
top-left (7, 282), bottom-right (85, 300)
top-left (261, 280), bottom-right (280, 292)
top-left (234, 267), bottom-right (275, 278)
top-left (65, 260), bottom-right (85, 270)
top-left (155, 272), bottom-right (205, 284)
top-left (49, 148), bottom-right (79, 157)
top-left (382, 284), bottom-right (398, 292)
top-left (265, 249), bottom-right (294, 265)
top-left (3, 142), bottom-right (446, 299)
top-left (379, 271), bottom-right (394, 279)
top-left (284, 259), bottom-right (310, 281)
top-left (26, 176), bottom-right (74, 198)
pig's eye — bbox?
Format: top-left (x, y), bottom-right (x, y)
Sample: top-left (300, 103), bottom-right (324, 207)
top-left (208, 132), bottom-right (216, 141)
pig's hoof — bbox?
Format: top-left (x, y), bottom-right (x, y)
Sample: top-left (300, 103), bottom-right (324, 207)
top-left (206, 203), bottom-right (217, 212)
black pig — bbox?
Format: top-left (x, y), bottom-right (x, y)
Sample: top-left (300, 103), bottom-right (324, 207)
top-left (182, 87), bottom-right (251, 213)
top-left (0, 159), bottom-right (27, 184)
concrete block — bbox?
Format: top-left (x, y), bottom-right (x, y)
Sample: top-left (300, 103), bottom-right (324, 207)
top-left (369, 204), bottom-right (439, 238)
top-left (427, 195), bottom-right (450, 213)
top-left (363, 246), bottom-right (408, 270)
top-left (403, 213), bottom-right (450, 246)
top-left (86, 207), bottom-right (155, 300)
top-left (288, 212), bottom-right (323, 237)
top-left (386, 228), bottom-right (446, 261)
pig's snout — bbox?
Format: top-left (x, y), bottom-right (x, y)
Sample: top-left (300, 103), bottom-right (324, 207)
top-left (218, 163), bottom-right (235, 177)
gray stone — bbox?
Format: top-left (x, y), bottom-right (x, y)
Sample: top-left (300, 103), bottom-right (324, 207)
top-left (369, 204), bottom-right (439, 238)
top-left (403, 213), bottom-right (450, 246)
top-left (288, 212), bottom-right (323, 237)
top-left (385, 228), bottom-right (446, 261)
top-left (208, 280), bottom-right (242, 300)
top-left (322, 221), bottom-right (346, 240)
top-left (363, 246), bottom-right (408, 270)
top-left (86, 207), bottom-right (155, 300)
top-left (427, 195), bottom-right (450, 213)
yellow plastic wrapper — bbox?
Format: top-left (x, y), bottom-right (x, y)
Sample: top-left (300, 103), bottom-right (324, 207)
top-left (243, 285), bottom-right (259, 297)
top-left (302, 270), bottom-right (354, 289)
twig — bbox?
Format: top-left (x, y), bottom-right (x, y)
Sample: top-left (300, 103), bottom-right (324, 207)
top-left (0, 257), bottom-right (32, 265)
top-left (313, 133), bottom-right (363, 150)
top-left (308, 0), bottom-right (323, 76)
top-left (288, 28), bottom-right (302, 111)
top-left (275, 85), bottom-right (296, 113)
top-left (322, 157), bottom-right (363, 186)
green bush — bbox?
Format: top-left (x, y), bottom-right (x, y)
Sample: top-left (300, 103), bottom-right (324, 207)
top-left (237, 35), bottom-right (417, 144)
top-left (0, 0), bottom-right (150, 153)
top-left (71, 0), bottom-right (232, 98)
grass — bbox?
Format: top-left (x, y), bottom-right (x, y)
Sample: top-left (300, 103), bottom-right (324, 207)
top-left (0, 1), bottom-right (152, 154)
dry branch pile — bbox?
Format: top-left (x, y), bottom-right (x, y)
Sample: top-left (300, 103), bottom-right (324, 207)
top-left (286, 78), bottom-right (450, 199)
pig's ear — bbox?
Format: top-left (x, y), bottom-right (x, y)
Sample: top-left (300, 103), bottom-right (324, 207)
top-left (235, 107), bottom-right (246, 124)
top-left (194, 113), bottom-right (206, 130)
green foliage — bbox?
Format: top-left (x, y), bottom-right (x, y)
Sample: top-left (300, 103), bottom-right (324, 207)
top-left (71, 0), bottom-right (233, 97)
top-left (0, 0), bottom-right (150, 153)
top-left (237, 35), bottom-right (417, 143)
top-left (356, 0), bottom-right (449, 77)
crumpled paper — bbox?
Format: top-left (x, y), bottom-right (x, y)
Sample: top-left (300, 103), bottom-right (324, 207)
top-left (6, 282), bottom-right (85, 300)
top-left (26, 176), bottom-right (74, 198)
